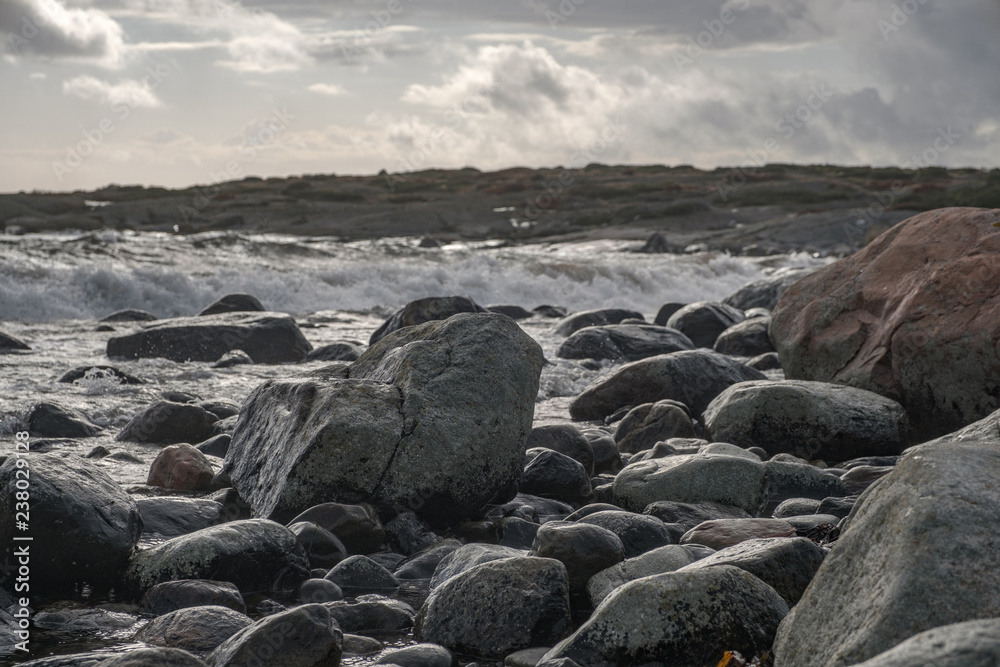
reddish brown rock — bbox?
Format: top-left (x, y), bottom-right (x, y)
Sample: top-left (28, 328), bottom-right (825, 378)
top-left (771, 207), bottom-right (1000, 439)
top-left (148, 443), bottom-right (216, 492)
top-left (680, 518), bottom-right (796, 550)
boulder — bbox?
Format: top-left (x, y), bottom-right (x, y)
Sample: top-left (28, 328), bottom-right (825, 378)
top-left (287, 503), bottom-right (385, 554)
top-left (107, 312), bottom-right (312, 363)
top-left (840, 465), bottom-right (895, 495)
top-left (772, 441), bottom-right (1000, 667)
top-left (288, 521), bottom-right (348, 569)
top-left (554, 309), bottom-right (644, 337)
top-left (27, 402), bottom-right (100, 438)
top-left (298, 578), bottom-right (343, 604)
top-left (140, 579), bottom-right (246, 615)
top-left (209, 604), bottom-right (342, 667)
top-left (747, 351), bottom-right (782, 371)
top-left (370, 295), bottom-right (487, 344)
top-left (429, 543), bottom-right (523, 589)
top-left (136, 498), bottom-right (225, 538)
top-left (681, 518), bottom-right (796, 550)
top-left (226, 313), bottom-right (543, 524)
top-left (394, 539), bottom-right (460, 580)
top-left (135, 605), bottom-right (251, 652)
top-left (764, 460), bottom-right (848, 511)
top-left (585, 544), bottom-right (700, 606)
top-left (534, 305), bottom-right (568, 318)
top-left (581, 429), bottom-right (623, 474)
top-left (846, 619), bottom-right (1000, 667)
top-left (324, 598), bottom-right (414, 634)
top-left (613, 400), bottom-right (695, 453)
top-left (195, 434), bottom-right (231, 458)
top-left (529, 521), bottom-right (625, 599)
top-left (123, 519), bottom-right (310, 598)
top-left (770, 208), bottom-right (1000, 439)
top-left (714, 317), bottom-right (775, 356)
top-left (704, 380), bottom-right (910, 461)
top-left (0, 330), bottom-right (31, 350)
top-left (116, 401), bottom-right (219, 445)
top-left (642, 499), bottom-right (751, 529)
top-left (575, 511), bottom-right (673, 558)
top-left (211, 350), bottom-right (253, 368)
top-left (0, 453), bottom-right (141, 593)
top-left (415, 557), bottom-right (572, 659)
top-left (666, 301), bottom-right (746, 348)
top-left (376, 644), bottom-right (456, 667)
top-left (570, 349), bottom-right (765, 422)
top-left (146, 444), bottom-right (216, 492)
top-left (526, 424), bottom-right (595, 475)
top-left (99, 309), bottom-right (158, 322)
top-left (325, 555), bottom-right (398, 592)
top-left (486, 304), bottom-right (534, 320)
top-left (305, 342), bottom-right (364, 362)
top-left (542, 565), bottom-right (788, 667)
top-left (680, 536), bottom-right (825, 605)
top-left (197, 293), bottom-right (265, 316)
top-left (58, 365), bottom-right (145, 385)
top-left (384, 512), bottom-right (440, 555)
top-left (556, 324), bottom-right (694, 363)
top-left (520, 450), bottom-right (592, 505)
top-left (653, 303), bottom-right (686, 326)
top-left (614, 453), bottom-right (768, 514)
top-left (723, 268), bottom-right (813, 311)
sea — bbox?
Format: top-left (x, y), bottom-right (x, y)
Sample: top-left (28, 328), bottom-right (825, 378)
top-left (0, 229), bottom-right (829, 664)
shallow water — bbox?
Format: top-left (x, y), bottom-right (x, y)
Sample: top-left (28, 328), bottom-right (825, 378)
top-left (0, 231), bottom-right (830, 664)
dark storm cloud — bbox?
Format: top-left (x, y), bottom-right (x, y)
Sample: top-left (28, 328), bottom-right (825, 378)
top-left (0, 0), bottom-right (124, 64)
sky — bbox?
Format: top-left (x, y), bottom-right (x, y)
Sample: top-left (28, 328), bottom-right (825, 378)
top-left (1, 0), bottom-right (998, 193)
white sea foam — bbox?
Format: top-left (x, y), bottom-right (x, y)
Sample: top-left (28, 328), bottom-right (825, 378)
top-left (0, 232), bottom-right (830, 323)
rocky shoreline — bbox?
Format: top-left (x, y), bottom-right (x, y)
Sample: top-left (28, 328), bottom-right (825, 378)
top-left (2, 206), bottom-right (1000, 666)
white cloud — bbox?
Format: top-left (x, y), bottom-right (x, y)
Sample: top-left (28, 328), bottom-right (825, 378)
top-left (0, 0), bottom-right (126, 67)
top-left (308, 83), bottom-right (346, 96)
top-left (29, 71), bottom-right (46, 79)
top-left (62, 75), bottom-right (162, 108)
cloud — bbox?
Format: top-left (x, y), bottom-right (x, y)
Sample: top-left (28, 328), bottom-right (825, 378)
top-left (63, 75), bottom-right (162, 107)
top-left (308, 83), bottom-right (346, 96)
top-left (0, 0), bottom-right (125, 67)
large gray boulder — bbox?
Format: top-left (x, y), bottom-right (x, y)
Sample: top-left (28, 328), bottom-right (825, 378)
top-left (847, 619), bottom-right (1000, 667)
top-left (705, 380), bottom-right (910, 461)
top-left (556, 324), bottom-right (694, 362)
top-left (135, 605), bottom-right (252, 653)
top-left (106, 312), bottom-right (312, 363)
top-left (613, 400), bottom-right (695, 453)
top-left (614, 452), bottom-right (768, 514)
top-left (415, 557), bottom-right (572, 659)
top-left (123, 519), bottom-right (310, 599)
top-left (429, 543), bottom-right (523, 590)
top-left (209, 604), bottom-right (342, 667)
top-left (679, 537), bottom-right (825, 606)
top-left (369, 295), bottom-right (487, 344)
top-left (542, 565), bottom-right (788, 667)
top-left (773, 441), bottom-right (1000, 667)
top-left (225, 313), bottom-right (543, 524)
top-left (586, 544), bottom-right (700, 606)
top-left (570, 349), bottom-right (765, 422)
top-left (0, 453), bottom-right (141, 594)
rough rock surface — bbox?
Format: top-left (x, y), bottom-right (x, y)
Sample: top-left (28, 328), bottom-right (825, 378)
top-left (369, 295), bottom-right (486, 344)
top-left (570, 349), bottom-right (765, 421)
top-left (415, 557), bottom-right (572, 659)
top-left (542, 565), bottom-right (788, 667)
top-left (226, 314), bottom-right (543, 525)
top-left (847, 619), bottom-right (1000, 667)
top-left (107, 312), bottom-right (312, 363)
top-left (146, 444), bottom-right (216, 492)
top-left (209, 604), bottom-right (342, 667)
top-left (586, 544), bottom-right (699, 606)
top-left (27, 402), bottom-right (100, 438)
top-left (135, 605), bottom-right (252, 652)
top-left (705, 380), bottom-right (910, 461)
top-left (556, 324), bottom-right (694, 362)
top-left (136, 498), bottom-right (225, 538)
top-left (0, 453), bottom-right (141, 593)
top-left (770, 207), bottom-right (1000, 439)
top-left (714, 317), bottom-right (775, 357)
top-left (773, 441), bottom-right (1000, 667)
